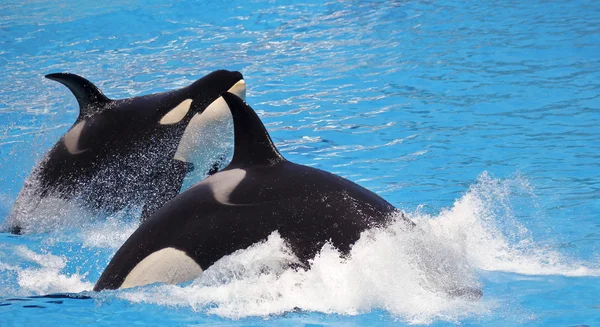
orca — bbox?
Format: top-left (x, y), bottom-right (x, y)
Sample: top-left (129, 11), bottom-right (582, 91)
top-left (5, 70), bottom-right (246, 234)
top-left (94, 92), bottom-right (408, 291)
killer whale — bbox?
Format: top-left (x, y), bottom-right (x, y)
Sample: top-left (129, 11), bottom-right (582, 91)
top-left (5, 70), bottom-right (246, 234)
top-left (94, 92), bottom-right (408, 291)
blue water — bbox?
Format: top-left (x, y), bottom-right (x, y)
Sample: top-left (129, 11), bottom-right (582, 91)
top-left (1, 0), bottom-right (599, 325)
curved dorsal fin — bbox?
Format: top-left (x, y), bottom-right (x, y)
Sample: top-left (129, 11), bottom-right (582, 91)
top-left (45, 73), bottom-right (111, 117)
top-left (220, 92), bottom-right (285, 168)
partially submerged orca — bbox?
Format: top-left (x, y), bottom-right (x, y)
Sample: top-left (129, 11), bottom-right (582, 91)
top-left (5, 71), bottom-right (246, 234)
top-left (94, 92), bottom-right (408, 291)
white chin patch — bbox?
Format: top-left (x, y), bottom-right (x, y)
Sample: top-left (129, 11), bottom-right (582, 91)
top-left (64, 120), bottom-right (88, 155)
top-left (228, 79), bottom-right (246, 100)
top-left (120, 247), bottom-right (203, 289)
top-left (159, 99), bottom-right (193, 125)
top-left (174, 96), bottom-right (233, 166)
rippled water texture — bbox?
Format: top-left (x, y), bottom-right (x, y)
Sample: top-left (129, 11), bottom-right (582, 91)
top-left (0, 0), bottom-right (599, 326)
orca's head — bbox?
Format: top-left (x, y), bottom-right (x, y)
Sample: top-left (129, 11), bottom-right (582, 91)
top-left (189, 70), bottom-right (246, 107)
top-left (159, 70), bottom-right (245, 125)
top-left (171, 70), bottom-right (246, 181)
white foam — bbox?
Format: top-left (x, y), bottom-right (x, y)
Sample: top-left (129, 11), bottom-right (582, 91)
top-left (419, 172), bottom-right (600, 277)
top-left (120, 229), bottom-right (487, 324)
top-left (116, 172), bottom-right (599, 324)
top-left (0, 214), bottom-right (139, 297)
top-left (10, 246), bottom-right (93, 295)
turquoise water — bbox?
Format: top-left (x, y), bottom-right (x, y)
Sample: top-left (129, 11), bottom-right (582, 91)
top-left (1, 0), bottom-right (599, 325)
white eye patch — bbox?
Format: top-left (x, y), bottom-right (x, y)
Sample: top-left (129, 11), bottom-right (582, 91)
top-left (159, 99), bottom-right (193, 125)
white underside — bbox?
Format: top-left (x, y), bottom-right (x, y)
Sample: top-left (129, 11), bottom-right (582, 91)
top-left (174, 96), bottom-right (232, 163)
top-left (120, 247), bottom-right (203, 289)
top-left (173, 79), bottom-right (246, 169)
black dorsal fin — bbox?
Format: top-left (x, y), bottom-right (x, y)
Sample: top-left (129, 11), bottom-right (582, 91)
top-left (221, 92), bottom-right (285, 168)
top-left (45, 73), bottom-right (111, 117)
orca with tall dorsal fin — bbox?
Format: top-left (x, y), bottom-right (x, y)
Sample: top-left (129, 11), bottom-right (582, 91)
top-left (93, 92), bottom-right (408, 291)
top-left (4, 71), bottom-right (246, 234)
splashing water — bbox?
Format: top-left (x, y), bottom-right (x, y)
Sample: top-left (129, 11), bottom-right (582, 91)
top-left (1, 172), bottom-right (598, 324)
top-left (1, 247), bottom-right (93, 295)
top-left (419, 172), bottom-right (600, 277)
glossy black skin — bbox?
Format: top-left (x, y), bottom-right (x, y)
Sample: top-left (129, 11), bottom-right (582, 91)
top-left (7, 70), bottom-right (243, 233)
top-left (94, 93), bottom-right (405, 291)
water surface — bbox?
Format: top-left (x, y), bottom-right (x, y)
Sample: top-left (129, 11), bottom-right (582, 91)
top-left (1, 0), bottom-right (599, 325)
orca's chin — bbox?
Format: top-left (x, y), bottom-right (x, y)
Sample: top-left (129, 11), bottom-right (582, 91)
top-left (228, 79), bottom-right (246, 101)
